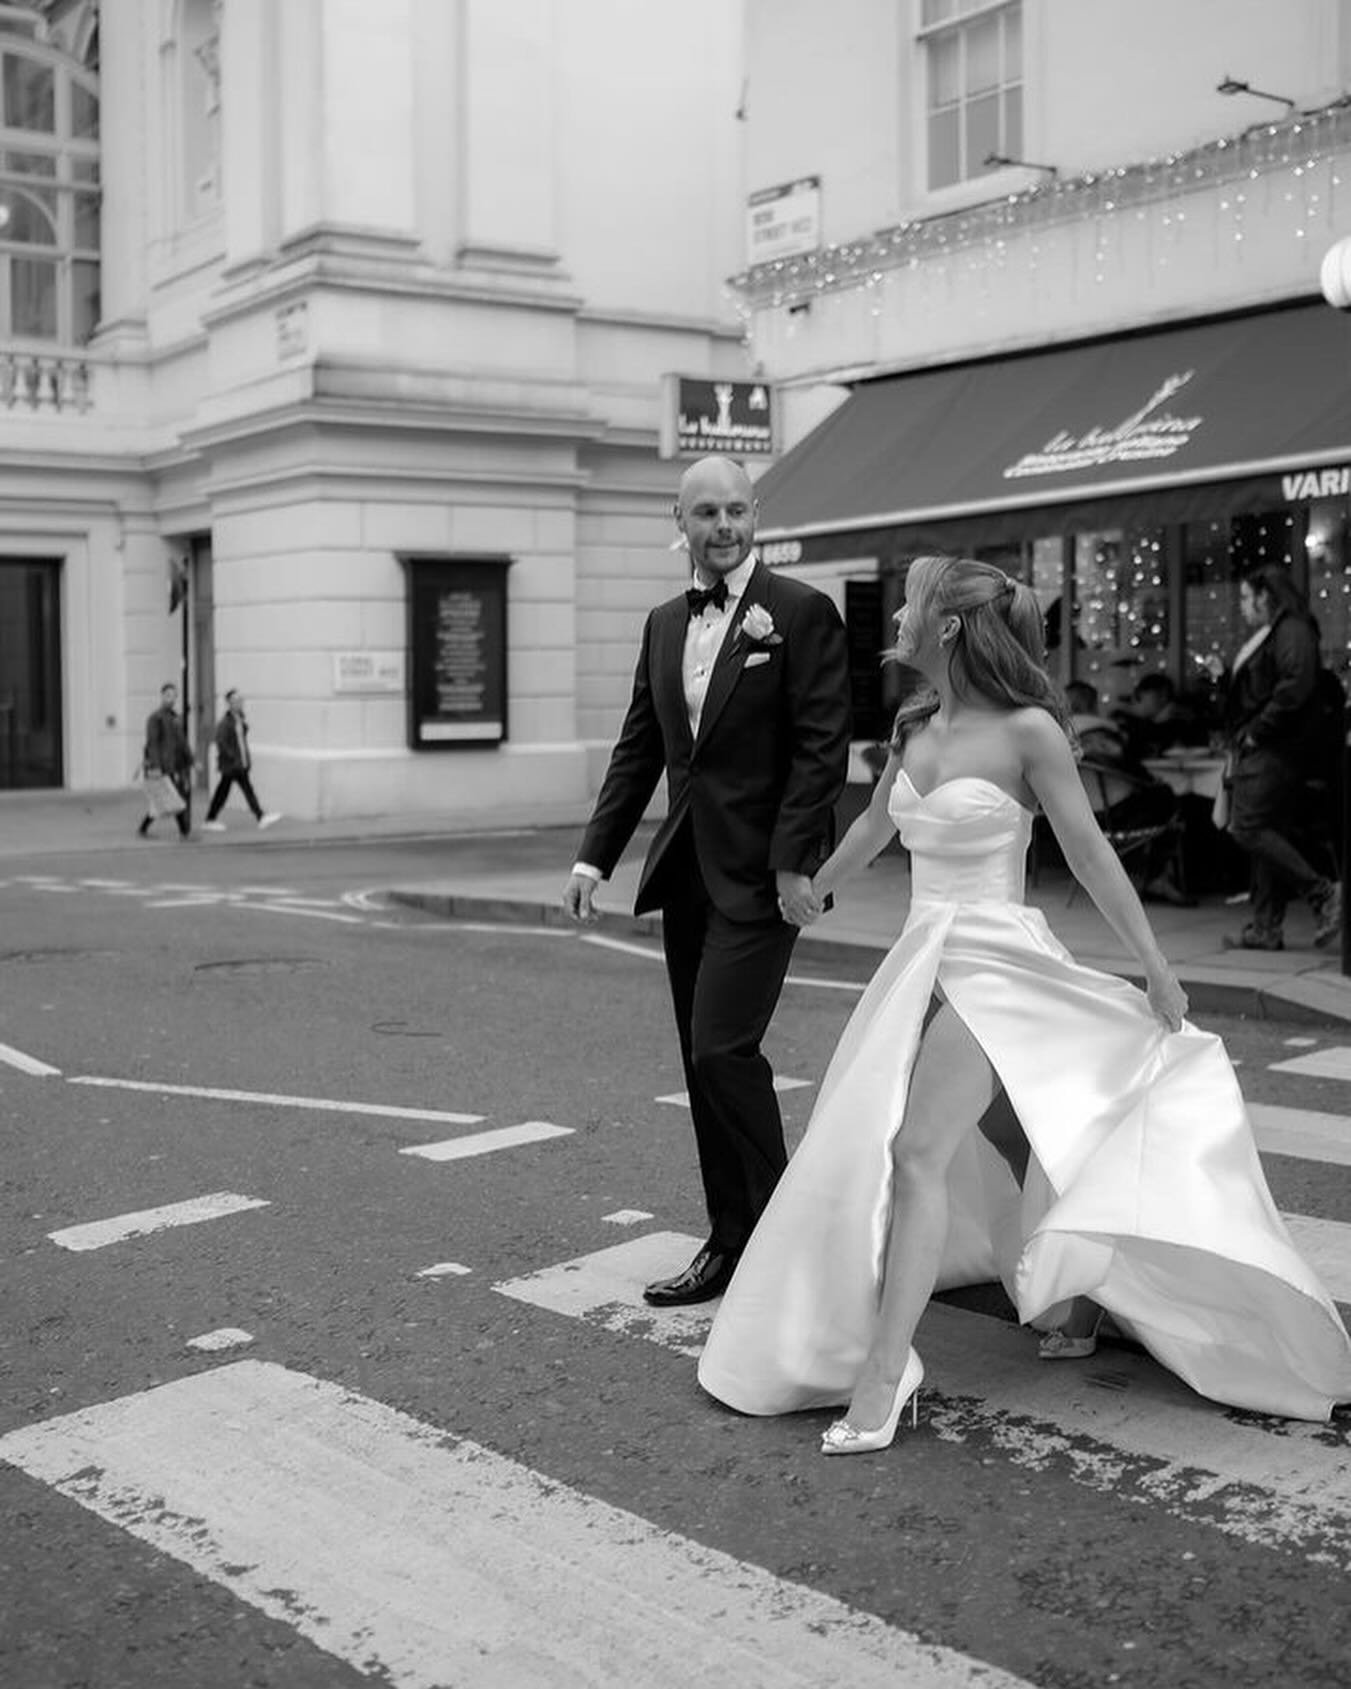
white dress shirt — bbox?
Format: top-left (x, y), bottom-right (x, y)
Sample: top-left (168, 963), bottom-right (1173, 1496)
top-left (572, 553), bottom-right (757, 882)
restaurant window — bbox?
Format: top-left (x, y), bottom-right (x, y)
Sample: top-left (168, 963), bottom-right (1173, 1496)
top-left (1305, 496), bottom-right (1351, 682)
top-left (920, 0), bottom-right (1022, 191)
top-left (1069, 528), bottom-right (1168, 711)
top-left (0, 22), bottom-right (99, 345)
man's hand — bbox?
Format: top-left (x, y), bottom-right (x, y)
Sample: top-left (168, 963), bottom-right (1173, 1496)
top-left (562, 872), bottom-right (600, 924)
top-left (776, 870), bottom-right (821, 927)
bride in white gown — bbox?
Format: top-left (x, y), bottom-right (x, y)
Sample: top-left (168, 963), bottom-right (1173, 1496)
top-left (697, 555), bottom-right (1351, 1450)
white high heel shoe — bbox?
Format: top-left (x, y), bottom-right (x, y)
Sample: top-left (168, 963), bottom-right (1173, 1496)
top-left (821, 1348), bottom-right (924, 1455)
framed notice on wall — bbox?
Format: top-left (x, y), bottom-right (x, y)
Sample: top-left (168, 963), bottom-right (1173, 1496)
top-left (402, 554), bottom-right (510, 749)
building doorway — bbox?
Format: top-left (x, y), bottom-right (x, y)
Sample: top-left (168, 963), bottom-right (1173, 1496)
top-left (0, 559), bottom-right (62, 788)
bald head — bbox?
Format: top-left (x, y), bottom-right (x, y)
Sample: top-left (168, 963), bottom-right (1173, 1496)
top-left (675, 456), bottom-right (757, 580)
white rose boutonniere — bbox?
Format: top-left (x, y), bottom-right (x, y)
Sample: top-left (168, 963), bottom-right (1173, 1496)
top-left (739, 604), bottom-right (782, 647)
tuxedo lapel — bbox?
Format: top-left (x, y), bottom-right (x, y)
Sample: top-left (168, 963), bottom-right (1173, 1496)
top-left (656, 598), bottom-right (694, 752)
top-left (693, 561), bottom-right (770, 751)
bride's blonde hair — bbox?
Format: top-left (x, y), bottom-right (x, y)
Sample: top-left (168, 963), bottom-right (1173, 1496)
top-left (888, 554), bottom-right (1074, 751)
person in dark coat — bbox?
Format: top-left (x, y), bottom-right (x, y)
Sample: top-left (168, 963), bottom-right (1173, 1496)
top-left (137, 682), bottom-right (194, 839)
top-left (201, 689), bottom-right (281, 831)
top-left (1220, 564), bottom-right (1340, 951)
top-left (562, 455), bottom-right (852, 1307)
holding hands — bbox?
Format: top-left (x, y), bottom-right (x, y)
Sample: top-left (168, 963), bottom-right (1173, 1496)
top-left (777, 869), bottom-right (823, 927)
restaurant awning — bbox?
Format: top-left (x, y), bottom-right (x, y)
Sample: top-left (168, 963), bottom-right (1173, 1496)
top-left (755, 300), bottom-right (1351, 540)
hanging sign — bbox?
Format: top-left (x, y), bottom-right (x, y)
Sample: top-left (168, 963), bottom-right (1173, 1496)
top-left (660, 375), bottom-right (775, 458)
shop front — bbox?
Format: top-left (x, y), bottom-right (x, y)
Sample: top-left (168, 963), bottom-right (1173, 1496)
top-left (757, 299), bottom-right (1351, 747)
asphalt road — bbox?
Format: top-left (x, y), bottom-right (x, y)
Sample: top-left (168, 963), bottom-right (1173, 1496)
top-left (2, 839), bottom-right (1349, 1689)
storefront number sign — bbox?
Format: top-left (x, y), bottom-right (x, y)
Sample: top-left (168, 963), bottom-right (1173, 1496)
top-left (403, 556), bottom-right (509, 748)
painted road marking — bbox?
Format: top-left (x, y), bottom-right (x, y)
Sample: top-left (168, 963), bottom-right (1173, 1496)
top-left (1249, 1103), bottom-right (1351, 1168)
top-left (67, 1076), bottom-right (482, 1127)
top-left (0, 1361), bottom-right (1034, 1689)
top-left (416, 1262), bottom-right (472, 1278)
top-left (0, 1040), bottom-right (60, 1077)
top-left (1271, 1045), bottom-right (1351, 1081)
top-left (48, 1191), bottom-right (270, 1252)
top-left (578, 932), bottom-right (869, 994)
top-left (497, 1231), bottom-right (715, 1358)
top-left (656, 1075), bottom-right (813, 1108)
top-left (400, 1121), bottom-right (573, 1162)
top-left (498, 1234), bottom-right (1351, 1569)
top-left (228, 903), bottom-right (366, 925)
top-left (1283, 1036), bottom-right (1320, 1048)
top-left (1282, 1213), bottom-right (1351, 1303)
top-left (603, 1208), bottom-right (654, 1225)
top-left (187, 1328), bottom-right (255, 1352)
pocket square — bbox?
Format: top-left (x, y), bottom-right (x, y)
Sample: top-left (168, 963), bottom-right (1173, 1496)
top-left (744, 651), bottom-right (772, 668)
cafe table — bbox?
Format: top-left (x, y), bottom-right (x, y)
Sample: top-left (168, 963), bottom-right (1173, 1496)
top-left (1142, 750), bottom-right (1228, 800)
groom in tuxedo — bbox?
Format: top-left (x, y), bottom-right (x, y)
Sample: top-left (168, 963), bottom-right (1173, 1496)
top-left (563, 454), bottom-right (851, 1305)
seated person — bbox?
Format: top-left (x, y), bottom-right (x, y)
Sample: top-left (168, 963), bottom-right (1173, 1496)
top-left (1066, 679), bottom-right (1128, 762)
top-left (1112, 672), bottom-right (1205, 761)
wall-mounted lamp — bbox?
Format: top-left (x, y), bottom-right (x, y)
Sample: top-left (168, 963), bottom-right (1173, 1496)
top-left (983, 151), bottom-right (1058, 177)
top-left (1216, 74), bottom-right (1296, 111)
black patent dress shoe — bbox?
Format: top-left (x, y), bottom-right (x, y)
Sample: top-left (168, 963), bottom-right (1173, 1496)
top-left (643, 1244), bottom-right (739, 1307)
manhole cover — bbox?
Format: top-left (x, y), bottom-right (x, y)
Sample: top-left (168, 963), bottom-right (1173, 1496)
top-left (0, 948), bottom-right (122, 964)
top-left (193, 958), bottom-right (327, 976)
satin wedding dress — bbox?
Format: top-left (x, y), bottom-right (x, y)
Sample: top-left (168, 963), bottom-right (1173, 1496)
top-left (698, 771), bottom-right (1351, 1423)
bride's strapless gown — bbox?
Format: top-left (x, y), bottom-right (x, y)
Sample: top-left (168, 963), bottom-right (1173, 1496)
top-left (698, 772), bottom-right (1351, 1422)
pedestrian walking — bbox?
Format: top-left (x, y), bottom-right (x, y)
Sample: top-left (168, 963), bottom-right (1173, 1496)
top-left (201, 689), bottom-right (281, 831)
top-left (1216, 565), bottom-right (1340, 951)
top-left (562, 454), bottom-right (852, 1308)
top-left (136, 682), bottom-right (194, 840)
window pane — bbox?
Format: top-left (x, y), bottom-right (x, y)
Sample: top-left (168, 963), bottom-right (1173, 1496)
top-left (965, 14), bottom-right (1001, 94)
top-left (11, 256), bottom-right (57, 338)
top-left (965, 92), bottom-right (1002, 174)
top-left (1, 148), bottom-right (56, 178)
top-left (3, 54), bottom-right (55, 133)
top-left (72, 257), bottom-right (99, 343)
top-left (929, 106), bottom-right (961, 189)
top-left (929, 31), bottom-right (961, 108)
top-left (1004, 83), bottom-right (1022, 155)
top-left (0, 187), bottom-right (57, 245)
top-left (70, 80), bottom-right (98, 141)
top-left (1004, 4), bottom-right (1023, 76)
top-left (70, 155), bottom-right (98, 184)
top-left (73, 191), bottom-right (98, 250)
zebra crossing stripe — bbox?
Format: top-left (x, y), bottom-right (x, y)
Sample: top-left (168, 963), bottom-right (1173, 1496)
top-left (48, 1191), bottom-right (270, 1252)
top-left (497, 1233), bottom-right (1351, 1568)
top-left (1270, 1046), bottom-right (1351, 1081)
top-left (1249, 1103), bottom-right (1351, 1168)
top-left (0, 1361), bottom-right (1038, 1689)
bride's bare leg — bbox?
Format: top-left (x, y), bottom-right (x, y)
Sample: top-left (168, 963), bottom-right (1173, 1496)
top-left (846, 1004), bottom-right (997, 1432)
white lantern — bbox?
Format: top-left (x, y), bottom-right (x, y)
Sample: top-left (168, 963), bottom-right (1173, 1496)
top-left (1320, 236), bottom-right (1351, 310)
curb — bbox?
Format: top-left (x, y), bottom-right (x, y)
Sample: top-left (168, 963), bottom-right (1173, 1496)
top-left (386, 889), bottom-right (1351, 1029)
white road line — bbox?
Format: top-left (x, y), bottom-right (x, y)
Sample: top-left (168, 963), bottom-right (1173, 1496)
top-left (228, 902), bottom-right (366, 925)
top-left (603, 1208), bottom-right (655, 1225)
top-left (48, 1191), bottom-right (270, 1252)
top-left (256, 894), bottom-right (345, 909)
top-left (416, 1262), bottom-right (472, 1278)
top-left (0, 1361), bottom-right (1033, 1689)
top-left (67, 1076), bottom-right (483, 1127)
top-left (236, 885), bottom-right (298, 895)
top-left (497, 1233), bottom-right (1351, 1569)
top-left (145, 895), bottom-right (230, 908)
top-left (31, 882), bottom-right (79, 892)
top-left (400, 1121), bottom-right (573, 1162)
top-left (78, 878), bottom-right (132, 888)
top-left (581, 932), bottom-right (663, 960)
top-left (1283, 1036), bottom-right (1320, 1048)
top-left (1281, 1213), bottom-right (1351, 1304)
top-left (187, 1328), bottom-right (255, 1352)
top-left (656, 1075), bottom-right (813, 1108)
top-left (1249, 1103), bottom-right (1351, 1168)
top-left (1270, 1046), bottom-right (1351, 1081)
top-left (0, 1040), bottom-right (61, 1077)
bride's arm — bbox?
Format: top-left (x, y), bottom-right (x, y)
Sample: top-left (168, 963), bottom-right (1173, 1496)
top-left (1016, 709), bottom-right (1188, 1030)
top-left (811, 752), bottom-right (904, 902)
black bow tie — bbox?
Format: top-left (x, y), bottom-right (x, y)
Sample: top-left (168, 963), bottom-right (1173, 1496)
top-left (685, 577), bottom-right (730, 615)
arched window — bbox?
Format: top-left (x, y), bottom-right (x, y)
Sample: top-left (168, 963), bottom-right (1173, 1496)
top-left (0, 4), bottom-right (98, 345)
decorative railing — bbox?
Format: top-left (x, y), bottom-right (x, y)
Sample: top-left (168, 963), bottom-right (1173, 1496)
top-left (0, 350), bottom-right (92, 413)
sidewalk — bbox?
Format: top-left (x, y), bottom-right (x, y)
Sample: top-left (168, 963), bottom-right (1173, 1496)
top-left (7, 786), bottom-right (1351, 1026)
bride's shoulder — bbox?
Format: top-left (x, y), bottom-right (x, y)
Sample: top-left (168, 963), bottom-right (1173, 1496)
top-left (1009, 705), bottom-right (1076, 762)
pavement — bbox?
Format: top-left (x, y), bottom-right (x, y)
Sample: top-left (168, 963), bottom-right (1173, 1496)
top-left (6, 783), bottom-right (1351, 1026)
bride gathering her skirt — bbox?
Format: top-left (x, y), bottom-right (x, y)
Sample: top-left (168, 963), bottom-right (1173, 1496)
top-left (697, 773), bottom-right (1351, 1424)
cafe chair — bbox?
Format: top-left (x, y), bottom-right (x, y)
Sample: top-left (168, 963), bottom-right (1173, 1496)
top-left (1070, 758), bottom-right (1190, 906)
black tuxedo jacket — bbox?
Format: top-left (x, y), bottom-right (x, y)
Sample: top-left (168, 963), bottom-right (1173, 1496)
top-left (579, 561), bottom-right (851, 922)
